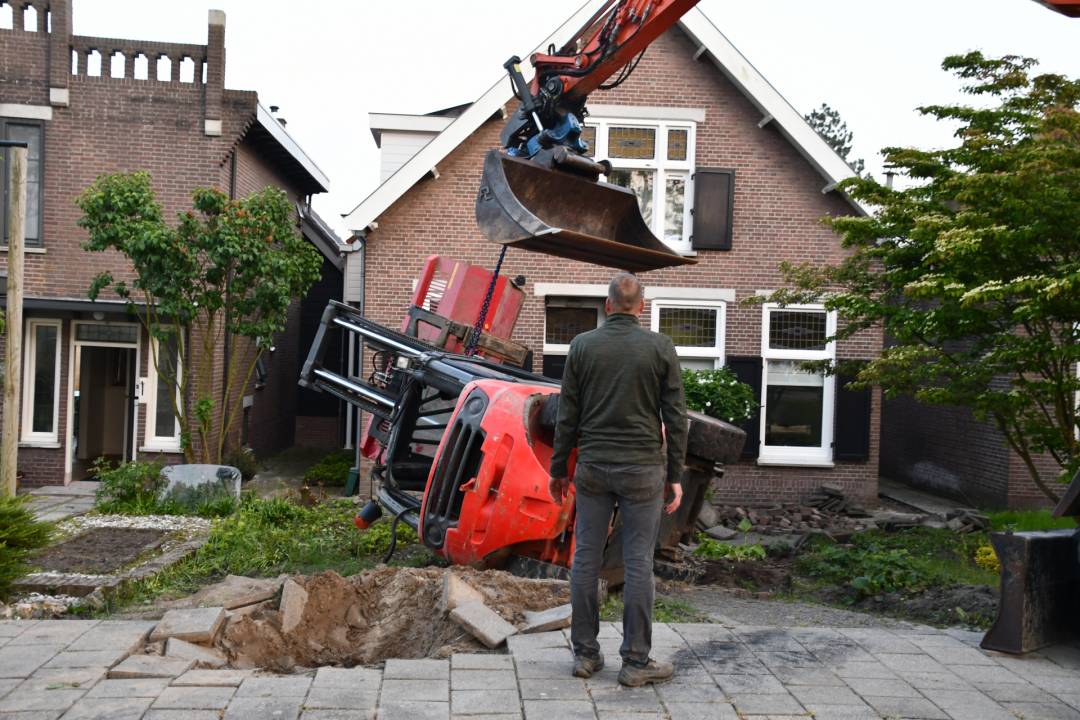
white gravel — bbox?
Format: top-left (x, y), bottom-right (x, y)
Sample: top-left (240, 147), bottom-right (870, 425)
top-left (60, 513), bottom-right (212, 534)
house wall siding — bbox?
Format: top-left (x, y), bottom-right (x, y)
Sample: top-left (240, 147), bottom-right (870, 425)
top-left (362, 27), bottom-right (883, 505)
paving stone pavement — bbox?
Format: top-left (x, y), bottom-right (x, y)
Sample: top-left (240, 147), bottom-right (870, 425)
top-left (0, 619), bottom-right (1078, 719)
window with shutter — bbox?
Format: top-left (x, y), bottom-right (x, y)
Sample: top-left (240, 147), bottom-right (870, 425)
top-left (726, 356), bottom-right (762, 458)
top-left (834, 367), bottom-right (872, 461)
top-left (691, 168), bottom-right (734, 251)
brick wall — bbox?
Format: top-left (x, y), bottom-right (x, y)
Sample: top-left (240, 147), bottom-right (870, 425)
top-left (362, 27), bottom-right (883, 505)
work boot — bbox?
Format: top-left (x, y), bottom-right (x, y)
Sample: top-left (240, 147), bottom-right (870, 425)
top-left (618, 658), bottom-right (674, 687)
top-left (572, 653), bottom-right (604, 678)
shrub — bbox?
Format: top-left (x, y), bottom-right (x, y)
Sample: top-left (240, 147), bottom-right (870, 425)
top-left (693, 535), bottom-right (767, 561)
top-left (225, 446), bottom-right (260, 481)
top-left (0, 496), bottom-right (53, 600)
top-left (974, 545), bottom-right (1000, 574)
top-left (304, 450), bottom-right (353, 486)
top-left (93, 459), bottom-right (166, 515)
top-left (356, 519), bottom-right (418, 557)
top-left (682, 368), bottom-right (755, 424)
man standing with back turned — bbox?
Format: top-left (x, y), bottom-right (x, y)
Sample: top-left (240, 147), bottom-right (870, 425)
top-left (549, 272), bottom-right (688, 687)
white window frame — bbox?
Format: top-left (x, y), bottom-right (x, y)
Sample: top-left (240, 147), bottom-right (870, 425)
top-left (21, 318), bottom-right (62, 445)
top-left (143, 335), bottom-right (183, 452)
top-left (758, 304), bottom-right (837, 467)
top-left (585, 117), bottom-right (696, 255)
top-left (542, 296), bottom-right (606, 357)
top-left (650, 299), bottom-right (725, 369)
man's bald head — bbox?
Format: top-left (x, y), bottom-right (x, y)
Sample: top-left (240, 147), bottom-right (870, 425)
top-left (607, 272), bottom-right (644, 315)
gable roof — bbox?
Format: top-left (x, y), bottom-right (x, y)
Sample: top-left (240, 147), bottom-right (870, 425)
top-left (342, 2), bottom-right (866, 234)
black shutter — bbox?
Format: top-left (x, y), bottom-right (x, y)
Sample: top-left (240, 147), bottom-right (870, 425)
top-left (726, 356), bottom-right (761, 458)
top-left (834, 367), bottom-right (872, 461)
top-left (691, 168), bottom-right (735, 251)
top-left (542, 354), bottom-right (566, 380)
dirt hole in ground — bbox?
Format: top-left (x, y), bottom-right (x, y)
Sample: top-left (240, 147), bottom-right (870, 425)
top-left (35, 527), bottom-right (167, 573)
top-left (216, 567), bottom-right (569, 671)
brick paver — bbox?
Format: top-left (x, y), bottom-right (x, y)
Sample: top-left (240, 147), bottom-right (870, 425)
top-left (0, 619), bottom-right (1077, 718)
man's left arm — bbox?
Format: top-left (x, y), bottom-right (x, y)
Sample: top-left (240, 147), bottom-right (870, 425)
top-left (658, 337), bottom-right (688, 511)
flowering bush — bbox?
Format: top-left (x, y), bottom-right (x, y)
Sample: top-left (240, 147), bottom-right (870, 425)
top-left (681, 368), bottom-right (756, 424)
top-left (974, 545), bottom-right (1000, 574)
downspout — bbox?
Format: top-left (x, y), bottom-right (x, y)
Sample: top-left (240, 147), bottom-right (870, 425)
top-left (349, 231), bottom-right (366, 467)
top-left (221, 150), bottom-right (238, 456)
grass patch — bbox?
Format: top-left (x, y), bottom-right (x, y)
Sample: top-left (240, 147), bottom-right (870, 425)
top-left (987, 509), bottom-right (1075, 532)
top-left (795, 528), bottom-right (997, 599)
top-left (97, 496), bottom-right (424, 613)
top-left (93, 459), bottom-right (238, 518)
top-left (599, 594), bottom-right (706, 623)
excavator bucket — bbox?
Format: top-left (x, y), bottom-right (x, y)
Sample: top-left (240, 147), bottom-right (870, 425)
top-left (476, 149), bottom-right (696, 273)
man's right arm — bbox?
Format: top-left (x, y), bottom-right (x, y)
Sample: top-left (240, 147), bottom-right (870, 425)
top-left (550, 340), bottom-right (581, 480)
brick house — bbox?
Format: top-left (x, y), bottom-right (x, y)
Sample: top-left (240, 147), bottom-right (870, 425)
top-left (0, 0), bottom-right (346, 486)
top-left (342, 4), bottom-right (884, 505)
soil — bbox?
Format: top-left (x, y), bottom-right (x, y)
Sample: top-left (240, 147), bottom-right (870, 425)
top-left (33, 527), bottom-right (167, 574)
top-left (697, 556), bottom-right (793, 591)
top-left (216, 566), bottom-right (569, 671)
top-left (847, 584), bottom-right (999, 628)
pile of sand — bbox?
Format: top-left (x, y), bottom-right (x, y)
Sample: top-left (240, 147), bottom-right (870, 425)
top-left (217, 566), bottom-right (569, 671)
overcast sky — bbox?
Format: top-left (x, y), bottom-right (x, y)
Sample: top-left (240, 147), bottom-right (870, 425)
top-left (73, 0), bottom-right (1080, 238)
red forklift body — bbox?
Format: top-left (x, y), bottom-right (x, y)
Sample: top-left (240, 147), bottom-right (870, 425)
top-left (419, 379), bottom-right (576, 568)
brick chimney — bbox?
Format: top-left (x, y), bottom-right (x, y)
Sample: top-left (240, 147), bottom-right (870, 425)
top-left (49, 0), bottom-right (73, 106)
top-left (204, 9), bottom-right (226, 136)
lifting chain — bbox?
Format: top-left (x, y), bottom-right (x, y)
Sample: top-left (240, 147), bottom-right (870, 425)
top-left (464, 245), bottom-right (509, 356)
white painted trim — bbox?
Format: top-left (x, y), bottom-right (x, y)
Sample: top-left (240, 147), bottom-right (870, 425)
top-left (0, 246), bottom-right (47, 254)
top-left (204, 119), bottom-right (222, 137)
top-left (143, 335), bottom-right (183, 452)
top-left (64, 324), bottom-right (75, 483)
top-left (677, 10), bottom-right (867, 215)
top-left (342, 0), bottom-right (612, 230)
top-left (0, 103), bottom-right (53, 121)
top-left (588, 104), bottom-right (705, 123)
top-left (342, 3), bottom-right (869, 230)
top-left (645, 287), bottom-right (735, 303)
top-left (534, 283), bottom-right (608, 298)
top-left (255, 102), bottom-right (330, 192)
top-left (49, 88), bottom-right (70, 107)
top-left (650, 298), bottom-right (726, 369)
top-left (369, 113), bottom-right (453, 133)
top-left (69, 320), bottom-right (143, 463)
top-left (21, 318), bottom-right (63, 444)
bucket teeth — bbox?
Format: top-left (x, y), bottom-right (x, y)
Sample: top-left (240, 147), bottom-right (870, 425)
top-left (475, 149), bottom-right (696, 272)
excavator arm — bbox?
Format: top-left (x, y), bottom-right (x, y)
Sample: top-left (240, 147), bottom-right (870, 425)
top-left (477, 0), bottom-right (701, 272)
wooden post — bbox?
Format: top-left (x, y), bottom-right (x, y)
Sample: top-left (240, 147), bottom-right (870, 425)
top-left (2, 146), bottom-right (27, 498)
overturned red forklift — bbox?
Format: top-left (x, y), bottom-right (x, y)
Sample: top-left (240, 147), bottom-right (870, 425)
top-left (300, 256), bottom-right (744, 578)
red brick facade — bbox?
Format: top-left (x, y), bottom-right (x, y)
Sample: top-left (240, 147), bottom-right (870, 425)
top-left (360, 27), bottom-right (883, 505)
top-left (0, 0), bottom-right (333, 485)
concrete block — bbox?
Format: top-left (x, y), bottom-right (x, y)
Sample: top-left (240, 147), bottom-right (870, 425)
top-left (171, 668), bottom-right (253, 687)
top-left (381, 678), bottom-right (449, 702)
top-left (66, 621), bottom-right (155, 654)
top-left (451, 669), bottom-right (517, 691)
top-left (85, 678), bottom-right (170, 697)
top-left (383, 658), bottom-right (449, 680)
top-left (280, 578), bottom-right (308, 634)
top-left (451, 654), bottom-right (515, 670)
top-left (704, 525), bottom-right (737, 540)
top-left (450, 601), bottom-right (518, 649)
top-left (452, 689), bottom-right (521, 715)
top-left (165, 638), bottom-right (226, 669)
top-left (224, 695), bottom-right (303, 720)
top-left (41, 649), bottom-right (129, 669)
top-left (439, 574), bottom-right (485, 613)
top-left (235, 675), bottom-right (312, 698)
top-left (19, 667), bottom-right (106, 692)
top-left (108, 655), bottom-right (194, 679)
top-left (61, 696), bottom-right (154, 720)
top-left (304, 687), bottom-right (378, 709)
top-left (312, 666), bottom-right (382, 689)
top-left (522, 700), bottom-right (595, 720)
top-left (151, 685), bottom-right (235, 710)
top-left (379, 701), bottom-right (449, 720)
top-left (150, 607), bottom-right (226, 644)
top-left (521, 604), bottom-right (571, 634)
top-left (177, 574), bottom-right (286, 610)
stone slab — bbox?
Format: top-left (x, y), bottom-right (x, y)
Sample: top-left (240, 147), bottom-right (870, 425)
top-left (304, 687), bottom-right (378, 709)
top-left (864, 695), bottom-right (950, 719)
top-left (280, 578), bottom-right (308, 635)
top-left (522, 700), bottom-right (596, 720)
top-left (223, 695), bottom-right (303, 720)
top-left (450, 601), bottom-right (518, 649)
top-left (380, 678), bottom-right (449, 702)
top-left (0, 687), bottom-right (85, 712)
top-left (65, 621), bottom-right (155, 654)
top-left (383, 658), bottom-right (449, 680)
top-left (451, 689), bottom-right (521, 715)
top-left (235, 675), bottom-right (312, 697)
top-left (145, 711), bottom-right (221, 720)
top-left (450, 653), bottom-right (515, 670)
top-left (60, 696), bottom-right (154, 720)
top-left (439, 574), bottom-right (485, 613)
top-left (0, 644), bottom-right (65, 678)
top-left (164, 637), bottom-right (226, 668)
top-left (451, 669), bottom-right (518, 691)
top-left (6, 620), bottom-right (99, 647)
top-left (300, 711), bottom-right (376, 720)
top-left (173, 574), bottom-right (286, 610)
top-left (40, 649), bottom-right (129, 669)
top-left (312, 666), bottom-right (382, 689)
top-left (149, 607), bottom-right (226, 644)
top-left (151, 685), bottom-right (235, 710)
top-left (377, 701), bottom-right (449, 720)
top-left (107, 655), bottom-right (193, 679)
top-left (84, 678), bottom-right (171, 697)
top-left (171, 668), bottom-right (252, 687)
top-left (521, 604), bottom-right (571, 634)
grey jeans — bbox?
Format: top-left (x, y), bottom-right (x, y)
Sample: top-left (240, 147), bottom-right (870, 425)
top-left (570, 461), bottom-right (664, 666)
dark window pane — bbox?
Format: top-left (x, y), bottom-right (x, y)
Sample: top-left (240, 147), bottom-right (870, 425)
top-left (580, 126), bottom-right (596, 157)
top-left (658, 307), bottom-right (716, 347)
top-left (607, 126), bottom-right (655, 159)
top-left (768, 310), bottom-right (827, 351)
top-left (32, 324), bottom-right (57, 433)
top-left (5, 123), bottom-right (43, 243)
top-left (667, 128), bottom-right (688, 161)
top-left (154, 337), bottom-right (179, 438)
top-left (764, 360), bottom-right (823, 447)
top-left (545, 306), bottom-right (598, 345)
top-left (75, 323), bottom-right (138, 344)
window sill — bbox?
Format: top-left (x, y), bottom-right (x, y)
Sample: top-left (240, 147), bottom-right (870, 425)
top-left (1, 246), bottom-right (47, 254)
top-left (19, 441), bottom-right (61, 449)
top-left (140, 445), bottom-right (183, 454)
top-left (756, 456), bottom-right (834, 469)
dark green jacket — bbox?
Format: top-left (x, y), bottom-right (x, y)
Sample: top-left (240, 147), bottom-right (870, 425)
top-left (550, 313), bottom-right (688, 483)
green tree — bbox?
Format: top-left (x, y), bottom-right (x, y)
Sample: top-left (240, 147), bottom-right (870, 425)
top-left (805, 102), bottom-right (866, 176)
top-left (78, 173), bottom-right (322, 463)
top-left (771, 53), bottom-right (1080, 502)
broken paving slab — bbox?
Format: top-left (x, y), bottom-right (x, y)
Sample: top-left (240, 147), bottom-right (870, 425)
top-left (171, 574), bottom-right (287, 611)
top-left (108, 654), bottom-right (194, 679)
top-left (438, 573), bottom-right (485, 613)
top-left (165, 638), bottom-right (227, 669)
top-left (450, 601), bottom-right (518, 649)
top-left (522, 604), bottom-right (572, 634)
top-left (279, 578), bottom-right (308, 634)
top-left (150, 607), bottom-right (226, 644)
